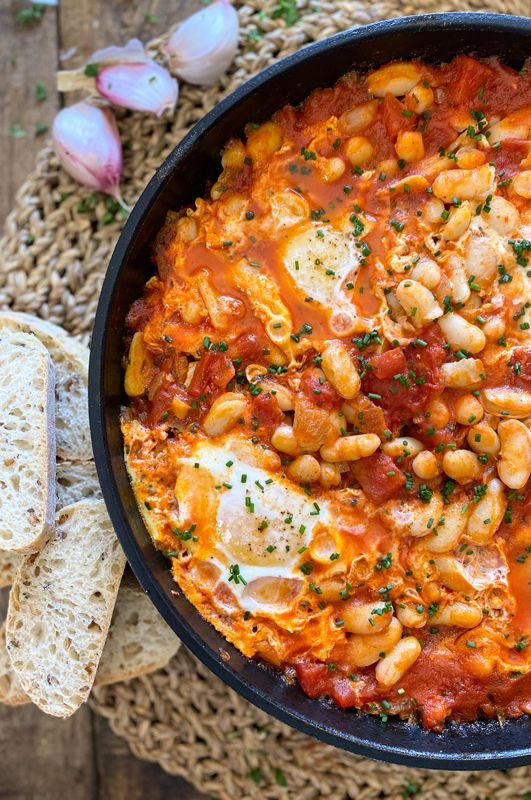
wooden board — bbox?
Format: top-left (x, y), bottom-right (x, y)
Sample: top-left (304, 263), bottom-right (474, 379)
top-left (0, 2), bottom-right (59, 225)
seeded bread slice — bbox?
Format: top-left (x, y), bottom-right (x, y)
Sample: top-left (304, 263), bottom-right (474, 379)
top-left (0, 311), bottom-right (91, 461)
top-left (0, 331), bottom-right (56, 553)
top-left (0, 551), bottom-right (22, 588)
top-left (56, 460), bottom-right (101, 509)
top-left (95, 572), bottom-right (180, 686)
top-left (6, 499), bottom-right (126, 717)
top-left (0, 625), bottom-right (28, 706)
top-left (1, 575), bottom-right (179, 705)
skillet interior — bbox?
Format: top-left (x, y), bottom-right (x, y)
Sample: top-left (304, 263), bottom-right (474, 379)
top-left (89, 12), bottom-right (531, 769)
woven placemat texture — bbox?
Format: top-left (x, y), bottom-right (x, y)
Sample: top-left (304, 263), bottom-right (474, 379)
top-left (1, 0), bottom-right (530, 797)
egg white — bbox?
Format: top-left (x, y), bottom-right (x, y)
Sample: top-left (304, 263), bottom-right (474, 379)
top-left (179, 439), bottom-right (331, 613)
top-left (282, 223), bottom-right (359, 309)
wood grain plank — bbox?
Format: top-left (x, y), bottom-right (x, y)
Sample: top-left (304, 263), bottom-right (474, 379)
top-left (0, 587), bottom-right (97, 800)
top-left (0, 704), bottom-right (97, 800)
top-left (93, 714), bottom-right (207, 800)
top-left (58, 0), bottom-right (202, 70)
top-left (0, 2), bottom-right (59, 225)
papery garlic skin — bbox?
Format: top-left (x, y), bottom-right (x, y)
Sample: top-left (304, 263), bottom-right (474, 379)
top-left (91, 38), bottom-right (147, 65)
top-left (163, 0), bottom-right (239, 86)
top-left (96, 61), bottom-right (178, 116)
top-left (52, 102), bottom-right (123, 201)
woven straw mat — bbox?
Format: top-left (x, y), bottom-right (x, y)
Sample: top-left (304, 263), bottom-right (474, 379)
top-left (2, 0), bottom-right (531, 797)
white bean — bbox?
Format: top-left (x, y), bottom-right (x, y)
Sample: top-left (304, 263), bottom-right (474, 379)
top-left (424, 197), bottom-right (445, 223)
top-left (375, 637), bottom-right (421, 688)
top-left (410, 258), bottom-right (441, 289)
top-left (497, 419), bottom-right (531, 490)
top-left (203, 393), bottom-right (248, 436)
top-left (513, 170), bottom-right (531, 199)
top-left (320, 433), bottom-right (380, 462)
top-left (271, 424), bottom-right (299, 455)
top-left (448, 256), bottom-right (471, 305)
top-left (432, 555), bottom-right (473, 592)
top-left (430, 601), bottom-right (483, 628)
top-left (124, 332), bottom-right (151, 397)
top-left (442, 449), bottom-right (482, 485)
top-left (467, 478), bottom-right (507, 544)
top-left (412, 451), bottom-right (440, 480)
top-left (425, 397), bottom-right (450, 428)
top-left (467, 423), bottom-right (500, 456)
top-left (341, 601), bottom-right (393, 635)
top-left (395, 131), bottom-right (424, 162)
top-left (482, 196), bottom-right (519, 235)
top-left (366, 62), bottom-right (421, 97)
top-left (286, 455), bottom-right (321, 484)
top-left (405, 82), bottom-right (434, 114)
top-left (424, 501), bottom-right (469, 553)
top-left (432, 164), bottom-right (495, 203)
top-left (410, 495), bottom-right (444, 538)
top-left (321, 341), bottom-right (360, 399)
top-left (442, 204), bottom-right (472, 241)
top-left (319, 462), bottom-right (342, 488)
top-left (440, 358), bottom-right (485, 389)
top-left (396, 279), bottom-right (443, 327)
top-left (344, 136), bottom-right (374, 167)
top-left (464, 235), bottom-right (498, 286)
top-left (454, 394), bottom-right (484, 425)
top-left (344, 617), bottom-right (403, 667)
top-left (382, 437), bottom-right (425, 459)
top-left (338, 100), bottom-right (379, 133)
top-left (396, 604), bottom-right (427, 628)
top-left (481, 387), bottom-right (531, 419)
top-left (437, 313), bottom-right (486, 354)
top-left (488, 106), bottom-right (531, 142)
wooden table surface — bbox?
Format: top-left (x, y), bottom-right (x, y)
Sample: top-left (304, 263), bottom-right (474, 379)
top-left (0, 2), bottom-right (210, 797)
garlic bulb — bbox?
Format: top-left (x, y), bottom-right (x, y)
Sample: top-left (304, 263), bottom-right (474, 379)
top-left (163, 0), bottom-right (239, 86)
top-left (52, 102), bottom-right (123, 202)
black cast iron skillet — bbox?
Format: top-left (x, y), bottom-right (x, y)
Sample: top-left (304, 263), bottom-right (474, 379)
top-left (89, 12), bottom-right (531, 769)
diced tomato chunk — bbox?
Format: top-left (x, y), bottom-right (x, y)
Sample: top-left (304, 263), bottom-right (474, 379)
top-left (362, 326), bottom-right (446, 429)
top-left (350, 451), bottom-right (405, 504)
top-left (369, 348), bottom-right (407, 380)
top-left (188, 351), bottom-right (235, 399)
top-left (295, 662), bottom-right (329, 699)
top-left (422, 108), bottom-right (460, 153)
top-left (490, 140), bottom-right (531, 178)
top-left (415, 421), bottom-right (466, 450)
top-left (301, 367), bottom-right (341, 409)
top-left (228, 332), bottom-right (263, 364)
top-left (126, 297), bottom-right (159, 332)
top-left (251, 390), bottom-right (283, 430)
top-left (146, 381), bottom-right (186, 427)
top-left (381, 94), bottom-right (415, 140)
top-left (445, 55), bottom-right (496, 106)
top-left (328, 677), bottom-right (359, 708)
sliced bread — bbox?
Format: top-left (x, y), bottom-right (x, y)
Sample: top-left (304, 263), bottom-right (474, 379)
top-left (6, 499), bottom-right (126, 717)
top-left (0, 551), bottom-right (22, 588)
top-left (1, 574), bottom-right (179, 705)
top-left (0, 331), bottom-right (56, 553)
top-left (0, 625), bottom-right (28, 706)
top-left (56, 460), bottom-right (101, 509)
top-left (0, 311), bottom-right (91, 461)
top-left (95, 572), bottom-right (180, 686)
